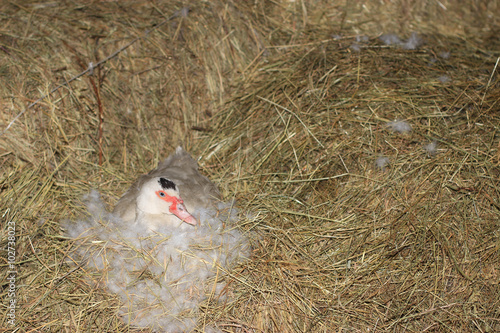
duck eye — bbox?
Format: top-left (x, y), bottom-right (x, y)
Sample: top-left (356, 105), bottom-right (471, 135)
top-left (158, 191), bottom-right (166, 197)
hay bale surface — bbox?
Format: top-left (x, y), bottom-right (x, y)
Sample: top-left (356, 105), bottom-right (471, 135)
top-left (1, 1), bottom-right (499, 332)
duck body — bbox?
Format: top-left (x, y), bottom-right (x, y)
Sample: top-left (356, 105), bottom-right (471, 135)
top-left (113, 146), bottom-right (220, 231)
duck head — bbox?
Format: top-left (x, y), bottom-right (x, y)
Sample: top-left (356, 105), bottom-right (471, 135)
top-left (136, 177), bottom-right (197, 226)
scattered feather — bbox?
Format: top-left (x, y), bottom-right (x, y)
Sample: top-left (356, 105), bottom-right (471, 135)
top-left (438, 75), bottom-right (451, 83)
top-left (424, 141), bottom-right (438, 156)
top-left (379, 33), bottom-right (402, 45)
top-left (375, 156), bottom-right (390, 170)
top-left (351, 35), bottom-right (369, 52)
top-left (63, 191), bottom-right (250, 332)
top-left (387, 120), bottom-right (412, 133)
top-left (402, 32), bottom-right (423, 50)
top-left (379, 32), bottom-right (423, 50)
top-left (350, 43), bottom-right (361, 52)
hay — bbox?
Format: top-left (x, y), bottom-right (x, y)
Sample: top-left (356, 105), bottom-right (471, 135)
top-left (1, 0), bottom-right (500, 332)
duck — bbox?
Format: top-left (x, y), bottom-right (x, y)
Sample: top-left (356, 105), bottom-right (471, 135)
top-left (113, 146), bottom-right (220, 232)
top-left (65, 147), bottom-right (249, 331)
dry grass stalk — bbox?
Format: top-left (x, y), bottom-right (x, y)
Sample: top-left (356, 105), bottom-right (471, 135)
top-left (1, 0), bottom-right (500, 332)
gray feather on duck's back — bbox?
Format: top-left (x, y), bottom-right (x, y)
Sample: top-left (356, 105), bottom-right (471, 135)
top-left (112, 146), bottom-right (220, 222)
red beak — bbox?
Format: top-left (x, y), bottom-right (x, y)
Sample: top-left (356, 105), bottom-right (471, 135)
top-left (169, 201), bottom-right (197, 225)
top-left (156, 191), bottom-right (197, 226)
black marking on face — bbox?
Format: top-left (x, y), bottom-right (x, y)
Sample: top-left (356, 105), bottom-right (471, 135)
top-left (158, 177), bottom-right (176, 190)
